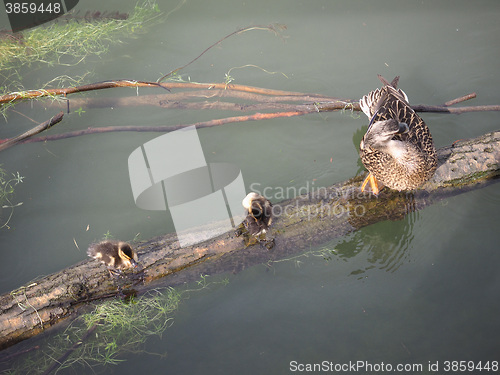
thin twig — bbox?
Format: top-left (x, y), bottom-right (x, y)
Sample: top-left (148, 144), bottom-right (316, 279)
top-left (9, 109), bottom-right (39, 124)
top-left (444, 92), bottom-right (477, 106)
top-left (20, 110), bottom-right (310, 144)
top-left (157, 24), bottom-right (284, 83)
top-left (411, 104), bottom-right (500, 114)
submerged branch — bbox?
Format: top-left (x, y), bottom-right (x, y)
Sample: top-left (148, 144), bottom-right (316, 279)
top-left (18, 110), bottom-right (310, 144)
top-left (2, 78), bottom-right (497, 116)
top-left (2, 83), bottom-right (498, 148)
top-left (0, 130), bottom-right (499, 351)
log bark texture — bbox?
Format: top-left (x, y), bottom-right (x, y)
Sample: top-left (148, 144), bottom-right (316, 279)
top-left (0, 130), bottom-right (499, 350)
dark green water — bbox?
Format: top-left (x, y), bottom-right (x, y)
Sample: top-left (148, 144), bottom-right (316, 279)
top-left (1, 0), bottom-right (499, 374)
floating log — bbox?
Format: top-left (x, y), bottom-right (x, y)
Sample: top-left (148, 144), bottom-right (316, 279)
top-left (0, 130), bottom-right (499, 350)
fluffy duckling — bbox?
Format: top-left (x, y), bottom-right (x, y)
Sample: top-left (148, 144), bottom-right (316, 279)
top-left (235, 192), bottom-right (274, 249)
top-left (242, 192), bottom-right (273, 236)
top-left (87, 240), bottom-right (138, 276)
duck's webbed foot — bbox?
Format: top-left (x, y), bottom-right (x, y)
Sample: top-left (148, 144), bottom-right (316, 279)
top-left (107, 267), bottom-right (123, 278)
top-left (361, 172), bottom-right (383, 195)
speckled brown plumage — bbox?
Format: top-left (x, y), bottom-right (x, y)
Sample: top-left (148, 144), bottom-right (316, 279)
top-left (359, 75), bottom-right (437, 191)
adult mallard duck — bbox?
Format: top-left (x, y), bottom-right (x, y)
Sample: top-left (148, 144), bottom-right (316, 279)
top-left (359, 75), bottom-right (437, 195)
top-left (235, 192), bottom-right (274, 249)
top-left (87, 240), bottom-right (138, 276)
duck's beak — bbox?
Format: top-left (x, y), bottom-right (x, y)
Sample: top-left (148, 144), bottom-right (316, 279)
top-left (367, 108), bottom-right (380, 130)
top-left (130, 258), bottom-right (138, 268)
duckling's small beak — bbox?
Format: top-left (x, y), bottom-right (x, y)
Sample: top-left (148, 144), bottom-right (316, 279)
top-left (130, 258), bottom-right (138, 268)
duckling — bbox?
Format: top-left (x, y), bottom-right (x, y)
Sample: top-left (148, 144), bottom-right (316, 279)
top-left (87, 240), bottom-right (138, 276)
top-left (359, 75), bottom-right (437, 194)
top-left (235, 192), bottom-right (274, 249)
top-left (242, 192), bottom-right (273, 236)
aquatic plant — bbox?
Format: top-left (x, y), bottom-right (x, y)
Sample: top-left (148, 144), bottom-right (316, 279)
top-left (0, 0), bottom-right (162, 91)
top-left (1, 275), bottom-right (228, 374)
top-left (0, 166), bottom-right (24, 229)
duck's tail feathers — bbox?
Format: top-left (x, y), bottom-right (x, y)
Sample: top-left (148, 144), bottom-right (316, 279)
top-left (378, 75), bottom-right (409, 102)
top-left (377, 74), bottom-right (400, 88)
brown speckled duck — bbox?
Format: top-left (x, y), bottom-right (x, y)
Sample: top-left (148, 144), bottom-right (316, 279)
top-left (359, 75), bottom-right (437, 195)
top-left (87, 240), bottom-right (138, 276)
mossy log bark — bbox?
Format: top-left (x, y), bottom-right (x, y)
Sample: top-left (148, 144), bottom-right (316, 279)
top-left (1, 131), bottom-right (499, 350)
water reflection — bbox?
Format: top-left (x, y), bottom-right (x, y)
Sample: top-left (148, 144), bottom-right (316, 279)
top-left (337, 202), bottom-right (419, 275)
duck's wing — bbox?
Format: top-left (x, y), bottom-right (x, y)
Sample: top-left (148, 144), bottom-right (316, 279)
top-left (261, 200), bottom-right (273, 228)
top-left (244, 212), bottom-right (264, 236)
top-left (360, 88), bottom-right (385, 119)
top-left (87, 241), bottom-right (114, 258)
top-left (378, 80), bottom-right (435, 159)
